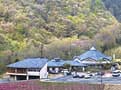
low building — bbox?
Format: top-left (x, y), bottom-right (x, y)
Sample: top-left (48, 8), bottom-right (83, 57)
top-left (7, 58), bottom-right (48, 80)
top-left (64, 60), bottom-right (87, 72)
top-left (74, 47), bottom-right (112, 67)
top-left (47, 58), bottom-right (64, 74)
top-left (47, 58), bottom-right (87, 73)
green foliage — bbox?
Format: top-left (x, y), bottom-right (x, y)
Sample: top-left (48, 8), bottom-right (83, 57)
top-left (44, 38), bottom-right (84, 59)
top-left (103, 63), bottom-right (112, 70)
top-left (0, 0), bottom-right (120, 74)
top-left (105, 47), bottom-right (121, 59)
top-left (63, 63), bottom-right (71, 69)
top-left (0, 62), bottom-right (6, 74)
top-left (102, 0), bottom-right (121, 22)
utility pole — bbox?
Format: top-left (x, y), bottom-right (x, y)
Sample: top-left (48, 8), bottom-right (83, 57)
top-left (40, 44), bottom-right (44, 57)
top-left (100, 60), bottom-right (103, 84)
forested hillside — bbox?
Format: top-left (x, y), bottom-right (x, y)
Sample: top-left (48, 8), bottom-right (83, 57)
top-left (0, 0), bottom-right (121, 73)
top-left (102, 0), bottom-right (121, 22)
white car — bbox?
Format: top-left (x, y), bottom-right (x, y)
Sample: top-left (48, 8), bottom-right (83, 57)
top-left (112, 70), bottom-right (120, 77)
top-left (84, 74), bottom-right (91, 79)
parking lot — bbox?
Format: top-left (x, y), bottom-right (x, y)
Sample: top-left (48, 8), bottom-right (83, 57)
top-left (47, 75), bottom-right (121, 84)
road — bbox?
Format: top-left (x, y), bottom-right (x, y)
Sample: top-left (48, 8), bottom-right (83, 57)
top-left (47, 75), bottom-right (121, 84)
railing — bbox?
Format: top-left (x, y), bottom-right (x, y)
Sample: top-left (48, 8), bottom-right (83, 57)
top-left (6, 72), bottom-right (27, 75)
top-left (27, 71), bottom-right (40, 76)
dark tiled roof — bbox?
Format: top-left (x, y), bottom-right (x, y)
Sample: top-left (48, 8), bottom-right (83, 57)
top-left (64, 61), bottom-right (87, 67)
top-left (7, 58), bottom-right (48, 69)
top-left (47, 58), bottom-right (64, 67)
top-left (78, 47), bottom-right (112, 61)
top-left (47, 58), bottom-right (87, 67)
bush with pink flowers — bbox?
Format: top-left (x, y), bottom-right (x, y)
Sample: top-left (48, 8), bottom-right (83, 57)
top-left (0, 80), bottom-right (120, 90)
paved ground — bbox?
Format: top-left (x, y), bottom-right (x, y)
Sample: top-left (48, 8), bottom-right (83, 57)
top-left (47, 75), bottom-right (121, 84)
top-left (0, 79), bottom-right (10, 83)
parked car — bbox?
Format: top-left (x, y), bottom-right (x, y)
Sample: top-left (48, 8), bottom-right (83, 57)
top-left (72, 74), bottom-right (84, 78)
top-left (63, 69), bottom-right (71, 76)
top-left (66, 72), bottom-right (71, 75)
top-left (84, 74), bottom-right (91, 79)
top-left (87, 72), bottom-right (93, 76)
top-left (112, 70), bottom-right (120, 73)
top-left (112, 70), bottom-right (120, 77)
top-left (95, 72), bottom-right (105, 76)
top-left (79, 75), bottom-right (85, 78)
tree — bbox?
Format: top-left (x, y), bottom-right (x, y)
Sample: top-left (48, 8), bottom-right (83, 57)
top-left (94, 29), bottom-right (116, 52)
top-left (63, 63), bottom-right (71, 72)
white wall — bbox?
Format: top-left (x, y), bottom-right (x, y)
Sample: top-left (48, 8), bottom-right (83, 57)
top-left (39, 63), bottom-right (48, 79)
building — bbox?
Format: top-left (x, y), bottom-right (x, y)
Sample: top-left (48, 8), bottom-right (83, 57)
top-left (6, 47), bottom-right (111, 80)
top-left (7, 57), bottom-right (87, 80)
top-left (47, 58), bottom-right (64, 74)
top-left (74, 47), bottom-right (112, 66)
top-left (47, 58), bottom-right (87, 73)
top-left (7, 58), bottom-right (48, 80)
top-left (64, 60), bottom-right (87, 72)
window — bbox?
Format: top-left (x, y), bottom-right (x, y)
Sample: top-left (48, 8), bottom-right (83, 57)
top-left (28, 69), bottom-right (40, 72)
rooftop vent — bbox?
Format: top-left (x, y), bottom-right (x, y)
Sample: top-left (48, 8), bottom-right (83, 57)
top-left (90, 47), bottom-right (96, 51)
top-left (54, 58), bottom-right (61, 62)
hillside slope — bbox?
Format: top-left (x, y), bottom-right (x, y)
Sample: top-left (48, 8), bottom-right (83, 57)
top-left (102, 0), bottom-right (121, 22)
top-left (0, 0), bottom-right (121, 73)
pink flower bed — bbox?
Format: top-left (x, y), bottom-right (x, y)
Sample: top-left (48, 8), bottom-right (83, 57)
top-left (0, 80), bottom-right (105, 90)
